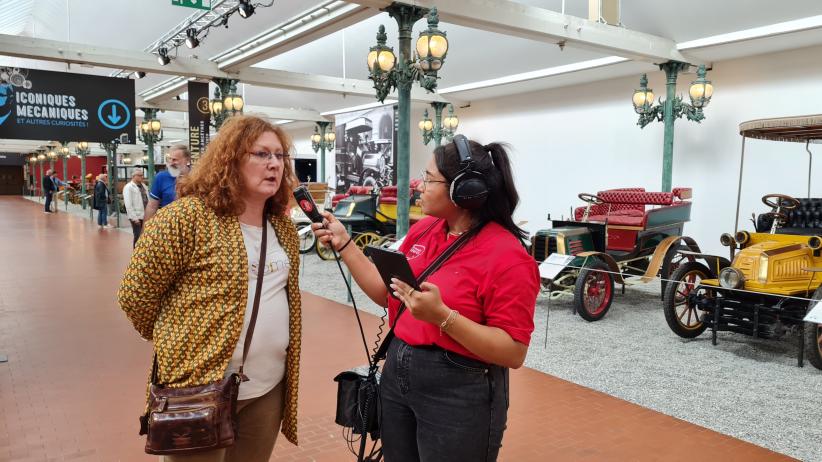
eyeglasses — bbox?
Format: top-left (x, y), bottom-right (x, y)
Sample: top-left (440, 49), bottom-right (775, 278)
top-left (419, 169), bottom-right (447, 189)
top-left (248, 151), bottom-right (289, 162)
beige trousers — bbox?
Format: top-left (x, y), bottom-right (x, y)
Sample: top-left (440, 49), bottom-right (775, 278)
top-left (161, 381), bottom-right (285, 462)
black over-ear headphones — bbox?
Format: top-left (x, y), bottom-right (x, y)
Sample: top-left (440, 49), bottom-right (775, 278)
top-left (449, 135), bottom-right (489, 209)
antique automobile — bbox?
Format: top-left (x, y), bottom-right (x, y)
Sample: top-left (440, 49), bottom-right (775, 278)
top-left (663, 115), bottom-right (822, 369)
top-left (360, 138), bottom-right (394, 188)
top-left (317, 181), bottom-right (424, 260)
top-left (335, 117), bottom-right (372, 192)
top-left (532, 187), bottom-right (698, 321)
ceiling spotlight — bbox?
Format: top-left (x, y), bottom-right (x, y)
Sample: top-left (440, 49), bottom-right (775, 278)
top-left (185, 28), bottom-right (199, 49)
top-left (135, 71), bottom-right (146, 79)
top-left (238, 0), bottom-right (255, 18)
top-left (157, 48), bottom-right (170, 66)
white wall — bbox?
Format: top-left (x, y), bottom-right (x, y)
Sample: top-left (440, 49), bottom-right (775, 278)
top-left (445, 44), bottom-right (822, 255)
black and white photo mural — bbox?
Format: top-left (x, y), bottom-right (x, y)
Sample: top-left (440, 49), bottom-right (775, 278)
top-left (333, 103), bottom-right (397, 193)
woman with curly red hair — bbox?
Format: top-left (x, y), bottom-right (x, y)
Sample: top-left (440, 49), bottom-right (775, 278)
top-left (118, 115), bottom-right (303, 461)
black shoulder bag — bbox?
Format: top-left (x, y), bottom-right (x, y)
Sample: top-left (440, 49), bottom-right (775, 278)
top-left (332, 223), bottom-right (482, 462)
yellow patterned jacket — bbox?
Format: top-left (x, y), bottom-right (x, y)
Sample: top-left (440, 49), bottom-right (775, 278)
top-left (117, 196), bottom-right (302, 445)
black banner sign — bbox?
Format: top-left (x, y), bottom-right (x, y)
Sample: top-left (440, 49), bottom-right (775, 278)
top-left (0, 67), bottom-right (135, 143)
top-left (187, 81), bottom-right (210, 161)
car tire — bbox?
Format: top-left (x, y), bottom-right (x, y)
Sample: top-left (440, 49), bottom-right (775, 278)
top-left (803, 286), bottom-right (822, 370)
top-left (660, 245), bottom-right (696, 298)
top-left (296, 221), bottom-right (316, 254)
top-left (573, 259), bottom-right (614, 322)
top-left (663, 261), bottom-right (712, 338)
top-left (316, 241), bottom-right (336, 261)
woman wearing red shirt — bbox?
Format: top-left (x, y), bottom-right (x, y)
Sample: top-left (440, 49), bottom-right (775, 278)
top-left (313, 135), bottom-right (539, 461)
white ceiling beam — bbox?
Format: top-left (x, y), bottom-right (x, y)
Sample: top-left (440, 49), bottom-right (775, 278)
top-left (135, 98), bottom-right (332, 123)
top-left (346, 0), bottom-right (699, 64)
top-left (140, 77), bottom-right (195, 103)
top-left (0, 33), bottom-right (452, 104)
top-left (215, 1), bottom-right (377, 72)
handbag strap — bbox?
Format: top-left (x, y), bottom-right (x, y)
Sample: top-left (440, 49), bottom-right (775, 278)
top-left (237, 212), bottom-right (269, 381)
top-left (370, 222), bottom-right (483, 366)
top-left (151, 211), bottom-right (270, 385)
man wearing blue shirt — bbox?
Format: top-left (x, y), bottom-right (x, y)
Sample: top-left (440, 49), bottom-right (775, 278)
top-left (144, 145), bottom-right (191, 221)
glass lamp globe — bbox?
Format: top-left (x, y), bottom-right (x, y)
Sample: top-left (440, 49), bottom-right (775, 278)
top-left (231, 96), bottom-right (244, 112)
top-left (210, 99), bottom-right (223, 115)
top-left (377, 50), bottom-right (396, 72)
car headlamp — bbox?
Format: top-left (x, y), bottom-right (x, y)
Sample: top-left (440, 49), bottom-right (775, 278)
top-left (720, 233), bottom-right (735, 247)
top-left (735, 231), bottom-right (750, 246)
top-left (719, 267), bottom-right (745, 289)
top-left (757, 253), bottom-right (769, 283)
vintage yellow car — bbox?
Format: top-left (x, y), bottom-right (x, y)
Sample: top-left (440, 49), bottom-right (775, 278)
top-left (662, 115), bottom-right (822, 369)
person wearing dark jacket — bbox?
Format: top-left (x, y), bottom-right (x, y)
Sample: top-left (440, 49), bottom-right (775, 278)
top-left (93, 174), bottom-right (111, 229)
top-left (43, 169), bottom-right (56, 213)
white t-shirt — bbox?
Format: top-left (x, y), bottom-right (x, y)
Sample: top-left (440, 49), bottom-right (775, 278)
top-left (225, 222), bottom-right (291, 400)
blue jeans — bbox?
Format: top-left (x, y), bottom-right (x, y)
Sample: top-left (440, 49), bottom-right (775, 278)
top-left (380, 338), bottom-right (509, 462)
top-left (97, 204), bottom-right (108, 226)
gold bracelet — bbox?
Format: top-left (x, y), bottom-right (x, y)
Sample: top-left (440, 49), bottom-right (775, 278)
top-left (439, 309), bottom-right (459, 334)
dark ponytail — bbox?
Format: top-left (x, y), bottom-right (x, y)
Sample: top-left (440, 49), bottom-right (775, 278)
top-left (434, 139), bottom-right (528, 243)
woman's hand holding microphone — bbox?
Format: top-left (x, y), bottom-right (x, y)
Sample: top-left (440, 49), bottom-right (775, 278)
top-left (310, 211), bottom-right (353, 253)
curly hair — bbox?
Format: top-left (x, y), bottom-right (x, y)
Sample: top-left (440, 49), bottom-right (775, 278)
top-left (177, 115), bottom-right (297, 217)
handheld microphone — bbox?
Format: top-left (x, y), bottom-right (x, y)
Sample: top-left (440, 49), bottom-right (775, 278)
top-left (293, 185), bottom-right (324, 224)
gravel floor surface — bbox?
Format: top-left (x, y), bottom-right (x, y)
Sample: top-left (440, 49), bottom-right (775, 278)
top-left (299, 252), bottom-right (822, 461)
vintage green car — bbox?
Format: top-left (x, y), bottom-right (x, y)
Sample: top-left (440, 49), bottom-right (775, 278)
top-left (532, 187), bottom-right (699, 321)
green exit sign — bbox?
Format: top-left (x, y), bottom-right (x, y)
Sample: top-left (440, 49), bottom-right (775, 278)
top-left (171, 0), bottom-right (211, 10)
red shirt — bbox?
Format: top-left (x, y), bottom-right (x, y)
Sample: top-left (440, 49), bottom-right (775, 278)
top-left (389, 217), bottom-right (540, 360)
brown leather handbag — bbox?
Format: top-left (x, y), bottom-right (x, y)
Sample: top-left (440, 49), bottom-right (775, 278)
top-left (140, 214), bottom-right (270, 455)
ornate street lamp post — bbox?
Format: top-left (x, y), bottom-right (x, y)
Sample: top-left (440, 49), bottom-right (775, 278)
top-left (210, 78), bottom-right (244, 131)
top-left (47, 149), bottom-right (56, 170)
top-left (100, 140), bottom-right (121, 228)
top-left (367, 6), bottom-right (448, 237)
top-left (138, 108), bottom-right (163, 183)
top-left (76, 141), bottom-right (90, 208)
top-left (633, 63), bottom-right (714, 192)
top-left (36, 152), bottom-right (46, 198)
top-left (310, 121), bottom-right (335, 183)
top-left (27, 156), bottom-right (37, 196)
top-left (59, 142), bottom-right (70, 208)
top-left (419, 102), bottom-right (458, 147)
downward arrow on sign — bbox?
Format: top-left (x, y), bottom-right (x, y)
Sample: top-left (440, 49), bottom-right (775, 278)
top-left (108, 105), bottom-right (121, 125)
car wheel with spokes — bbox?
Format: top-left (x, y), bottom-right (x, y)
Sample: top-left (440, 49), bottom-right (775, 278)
top-left (803, 286), bottom-right (822, 370)
top-left (660, 245), bottom-right (696, 297)
top-left (663, 261), bottom-right (712, 338)
top-left (296, 221), bottom-right (316, 254)
top-left (316, 241), bottom-right (336, 261)
top-left (573, 259), bottom-right (614, 322)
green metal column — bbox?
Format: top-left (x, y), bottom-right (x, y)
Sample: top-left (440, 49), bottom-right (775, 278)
top-left (102, 143), bottom-right (121, 228)
top-left (140, 107), bottom-right (159, 183)
top-left (431, 101), bottom-right (447, 147)
top-left (80, 152), bottom-right (87, 209)
top-left (318, 121), bottom-right (331, 183)
top-left (660, 61), bottom-right (687, 193)
top-left (61, 143), bottom-right (69, 208)
top-left (146, 138), bottom-right (156, 183)
top-left (38, 161), bottom-right (43, 198)
top-left (387, 4), bottom-right (426, 238)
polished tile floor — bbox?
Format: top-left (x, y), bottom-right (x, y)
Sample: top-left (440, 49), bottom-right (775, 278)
top-left (0, 197), bottom-right (794, 461)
